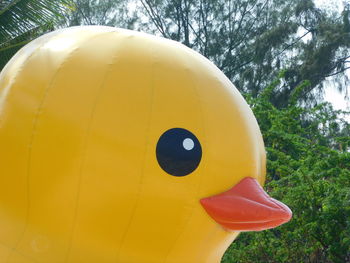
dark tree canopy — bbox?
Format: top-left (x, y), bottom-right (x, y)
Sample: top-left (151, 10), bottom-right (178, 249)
top-left (139, 0), bottom-right (350, 107)
top-left (60, 0), bottom-right (136, 28)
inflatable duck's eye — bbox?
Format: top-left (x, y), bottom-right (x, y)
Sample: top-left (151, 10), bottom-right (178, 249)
top-left (156, 128), bottom-right (202, 177)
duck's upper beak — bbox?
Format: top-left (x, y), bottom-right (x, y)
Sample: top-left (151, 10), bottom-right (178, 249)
top-left (200, 177), bottom-right (292, 231)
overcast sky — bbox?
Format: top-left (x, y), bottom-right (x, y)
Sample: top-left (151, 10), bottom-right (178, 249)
top-left (314, 0), bottom-right (349, 114)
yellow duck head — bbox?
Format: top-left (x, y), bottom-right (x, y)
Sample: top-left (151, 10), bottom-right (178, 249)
top-left (0, 26), bottom-right (291, 263)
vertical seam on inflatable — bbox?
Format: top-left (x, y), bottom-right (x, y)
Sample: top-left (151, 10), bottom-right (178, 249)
top-left (162, 50), bottom-right (209, 263)
top-left (62, 32), bottom-right (118, 263)
top-left (0, 43), bottom-right (33, 262)
top-left (192, 65), bottom-right (215, 262)
top-left (193, 71), bottom-right (225, 262)
top-left (188, 52), bottom-right (208, 240)
top-left (115, 38), bottom-right (156, 263)
top-left (0, 241), bottom-right (39, 263)
top-left (194, 69), bottom-right (226, 262)
top-left (18, 45), bottom-right (79, 262)
top-left (8, 33), bottom-right (68, 263)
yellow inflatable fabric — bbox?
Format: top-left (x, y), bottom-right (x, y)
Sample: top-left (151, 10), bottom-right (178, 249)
top-left (0, 26), bottom-right (292, 263)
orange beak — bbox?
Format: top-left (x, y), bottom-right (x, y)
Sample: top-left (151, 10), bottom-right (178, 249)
top-left (200, 177), bottom-right (292, 231)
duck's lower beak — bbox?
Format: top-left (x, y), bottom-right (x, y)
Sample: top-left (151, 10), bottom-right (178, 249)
top-left (200, 177), bottom-right (292, 231)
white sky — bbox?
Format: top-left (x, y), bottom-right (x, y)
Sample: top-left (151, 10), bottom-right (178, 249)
top-left (314, 0), bottom-right (345, 12)
top-left (314, 0), bottom-right (350, 116)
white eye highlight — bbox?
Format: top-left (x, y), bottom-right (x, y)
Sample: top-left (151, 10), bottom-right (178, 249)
top-left (183, 138), bottom-right (194, 150)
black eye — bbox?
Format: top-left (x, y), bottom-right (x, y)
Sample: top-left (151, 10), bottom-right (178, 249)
top-left (156, 128), bottom-right (202, 177)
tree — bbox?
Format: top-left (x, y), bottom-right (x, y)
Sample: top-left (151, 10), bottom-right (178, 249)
top-left (60, 0), bottom-right (136, 29)
top-left (0, 0), bottom-right (74, 71)
top-left (277, 1), bottom-right (350, 107)
top-left (138, 0), bottom-right (350, 106)
top-left (222, 74), bottom-right (350, 263)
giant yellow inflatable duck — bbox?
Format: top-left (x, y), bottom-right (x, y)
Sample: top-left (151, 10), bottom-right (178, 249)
top-left (0, 26), bottom-right (291, 263)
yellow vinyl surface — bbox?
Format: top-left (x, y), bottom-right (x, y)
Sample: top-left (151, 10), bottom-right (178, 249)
top-left (0, 26), bottom-right (266, 263)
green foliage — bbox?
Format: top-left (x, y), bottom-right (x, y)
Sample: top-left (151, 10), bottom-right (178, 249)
top-left (139, 0), bottom-right (350, 107)
top-left (0, 0), bottom-right (74, 70)
top-left (222, 75), bottom-right (350, 263)
top-left (60, 0), bottom-right (136, 29)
